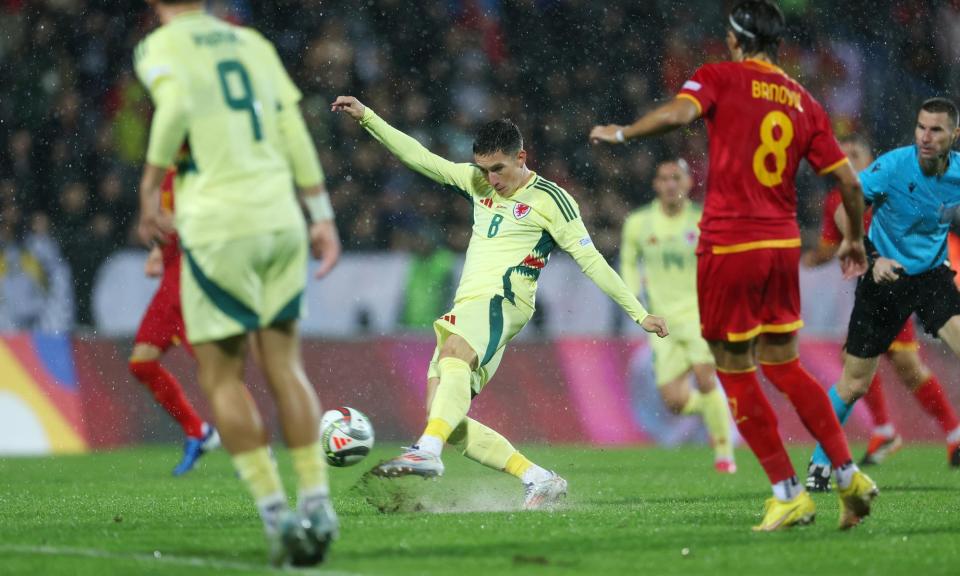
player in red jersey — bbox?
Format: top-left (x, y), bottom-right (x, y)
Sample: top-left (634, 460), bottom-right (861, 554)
top-left (130, 168), bottom-right (219, 476)
top-left (591, 0), bottom-right (877, 530)
top-left (803, 134), bottom-right (960, 486)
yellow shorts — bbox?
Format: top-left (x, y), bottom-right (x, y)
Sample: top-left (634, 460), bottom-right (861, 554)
top-left (426, 296), bottom-right (533, 394)
top-left (650, 315), bottom-right (715, 386)
top-left (181, 228), bottom-right (308, 344)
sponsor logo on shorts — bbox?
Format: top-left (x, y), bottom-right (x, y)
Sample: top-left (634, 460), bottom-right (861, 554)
top-left (442, 314), bottom-right (457, 325)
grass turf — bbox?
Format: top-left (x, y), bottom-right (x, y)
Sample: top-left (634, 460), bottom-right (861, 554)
top-left (1, 443), bottom-right (958, 575)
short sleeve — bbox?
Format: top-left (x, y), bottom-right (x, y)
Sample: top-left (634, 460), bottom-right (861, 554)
top-left (805, 101), bottom-right (848, 175)
top-left (859, 156), bottom-right (889, 205)
top-left (134, 33), bottom-right (177, 96)
top-left (677, 64), bottom-right (723, 118)
top-left (819, 190), bottom-right (843, 245)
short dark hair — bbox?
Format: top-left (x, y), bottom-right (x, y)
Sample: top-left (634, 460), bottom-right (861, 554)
top-left (473, 119), bottom-right (523, 156)
top-left (728, 1), bottom-right (786, 60)
top-left (920, 97), bottom-right (959, 128)
top-left (657, 157), bottom-right (690, 174)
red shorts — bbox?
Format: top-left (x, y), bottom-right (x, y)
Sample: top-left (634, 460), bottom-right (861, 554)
top-left (697, 247), bottom-right (802, 342)
top-left (887, 318), bottom-right (918, 352)
top-left (134, 274), bottom-right (190, 354)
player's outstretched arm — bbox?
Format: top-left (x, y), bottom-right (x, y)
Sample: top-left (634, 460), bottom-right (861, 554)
top-left (558, 219), bottom-right (668, 338)
top-left (332, 96), bottom-right (474, 192)
top-left (590, 97), bottom-right (700, 144)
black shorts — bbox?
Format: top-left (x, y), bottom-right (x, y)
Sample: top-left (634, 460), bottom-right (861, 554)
top-left (845, 263), bottom-right (960, 358)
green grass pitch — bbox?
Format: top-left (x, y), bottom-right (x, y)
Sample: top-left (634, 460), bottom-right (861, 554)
top-left (1, 443), bottom-right (958, 575)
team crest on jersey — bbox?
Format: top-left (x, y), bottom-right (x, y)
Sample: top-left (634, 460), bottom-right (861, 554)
top-left (514, 203), bottom-right (531, 219)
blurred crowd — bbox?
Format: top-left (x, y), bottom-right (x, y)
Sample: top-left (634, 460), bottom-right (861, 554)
top-left (1, 0), bottom-right (958, 328)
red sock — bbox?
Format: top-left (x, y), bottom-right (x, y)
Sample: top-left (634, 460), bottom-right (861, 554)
top-left (717, 369), bottom-right (794, 483)
top-left (761, 359), bottom-right (852, 467)
top-left (862, 372), bottom-right (891, 427)
top-left (130, 359), bottom-right (205, 438)
top-left (913, 376), bottom-right (960, 434)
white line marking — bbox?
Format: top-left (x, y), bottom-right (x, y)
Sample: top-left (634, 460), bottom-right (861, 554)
top-left (0, 544), bottom-right (364, 575)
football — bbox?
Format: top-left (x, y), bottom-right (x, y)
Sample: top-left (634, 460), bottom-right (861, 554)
top-left (319, 406), bottom-right (375, 467)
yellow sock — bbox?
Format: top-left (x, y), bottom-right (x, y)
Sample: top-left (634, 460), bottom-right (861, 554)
top-left (505, 452), bottom-right (533, 479)
top-left (233, 446), bottom-right (284, 501)
top-left (289, 442), bottom-right (330, 496)
top-left (448, 417), bottom-right (519, 472)
top-left (424, 357), bottom-right (473, 443)
top-left (680, 389), bottom-right (704, 415)
top-left (701, 388), bottom-right (734, 460)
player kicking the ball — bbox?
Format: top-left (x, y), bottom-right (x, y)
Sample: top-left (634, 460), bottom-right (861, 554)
top-left (131, 168), bottom-right (219, 476)
top-left (332, 95), bottom-right (668, 510)
top-left (136, 0), bottom-right (342, 566)
top-left (619, 158), bottom-right (735, 473)
top-left (591, 0), bottom-right (877, 530)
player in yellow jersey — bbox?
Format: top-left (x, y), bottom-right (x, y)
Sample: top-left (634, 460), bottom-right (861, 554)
top-left (135, 1), bottom-right (341, 567)
top-left (620, 159), bottom-right (735, 473)
top-left (332, 95), bottom-right (668, 509)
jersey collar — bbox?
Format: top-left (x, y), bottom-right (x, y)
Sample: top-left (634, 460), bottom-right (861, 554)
top-left (744, 58), bottom-right (787, 77)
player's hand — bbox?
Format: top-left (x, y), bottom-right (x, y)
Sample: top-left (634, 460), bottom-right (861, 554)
top-left (137, 209), bottom-right (173, 247)
top-left (331, 96), bottom-right (366, 120)
top-left (144, 246), bottom-right (164, 278)
top-left (640, 314), bottom-right (669, 338)
top-left (309, 219), bottom-right (342, 279)
top-left (589, 124), bottom-right (626, 145)
top-left (837, 238), bottom-right (868, 279)
top-left (872, 257), bottom-right (904, 283)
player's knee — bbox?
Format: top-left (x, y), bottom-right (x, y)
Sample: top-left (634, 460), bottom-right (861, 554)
top-left (438, 336), bottom-right (478, 368)
top-left (660, 385), bottom-right (688, 414)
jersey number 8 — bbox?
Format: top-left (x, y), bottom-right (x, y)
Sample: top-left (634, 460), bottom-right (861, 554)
top-left (217, 59), bottom-right (263, 141)
top-left (752, 110), bottom-right (794, 187)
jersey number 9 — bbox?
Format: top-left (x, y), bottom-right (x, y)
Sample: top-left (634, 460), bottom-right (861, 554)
top-left (217, 60), bottom-right (263, 141)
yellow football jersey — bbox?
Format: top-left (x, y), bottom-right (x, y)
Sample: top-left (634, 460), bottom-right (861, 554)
top-left (620, 200), bottom-right (702, 321)
top-left (359, 108), bottom-right (648, 323)
top-left (134, 11), bottom-right (305, 246)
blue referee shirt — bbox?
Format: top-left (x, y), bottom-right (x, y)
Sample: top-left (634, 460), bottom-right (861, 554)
top-left (860, 145), bottom-right (960, 275)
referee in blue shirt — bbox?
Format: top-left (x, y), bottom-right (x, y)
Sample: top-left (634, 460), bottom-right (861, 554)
top-left (809, 98), bottom-right (960, 479)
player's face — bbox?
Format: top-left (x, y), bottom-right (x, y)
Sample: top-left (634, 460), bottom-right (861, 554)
top-left (653, 163), bottom-right (691, 206)
top-left (915, 110), bottom-right (960, 161)
top-left (474, 149), bottom-right (527, 195)
top-left (840, 141), bottom-right (873, 172)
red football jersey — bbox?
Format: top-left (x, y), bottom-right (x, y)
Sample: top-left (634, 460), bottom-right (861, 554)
top-left (678, 59), bottom-right (848, 250)
top-left (159, 168), bottom-right (181, 273)
top-left (819, 187), bottom-right (873, 245)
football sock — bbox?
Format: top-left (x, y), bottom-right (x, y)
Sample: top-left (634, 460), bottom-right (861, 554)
top-left (716, 368), bottom-right (794, 483)
top-left (834, 460), bottom-right (859, 490)
top-left (699, 387), bottom-right (735, 461)
top-left (772, 476), bottom-right (803, 502)
top-left (873, 423), bottom-right (896, 438)
top-left (448, 417), bottom-right (518, 472)
top-left (862, 373), bottom-right (891, 427)
top-left (947, 426), bottom-right (960, 445)
top-left (233, 446), bottom-right (287, 532)
top-left (129, 359), bottom-right (205, 438)
top-left (913, 376), bottom-right (960, 434)
top-left (810, 385), bottom-right (855, 467)
top-left (421, 357), bottom-right (473, 453)
top-left (761, 359), bottom-right (853, 468)
top-left (289, 442), bottom-right (330, 514)
top-left (680, 390), bottom-right (703, 415)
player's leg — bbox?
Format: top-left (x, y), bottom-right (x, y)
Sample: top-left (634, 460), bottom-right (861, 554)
top-left (887, 348), bottom-right (960, 459)
top-left (859, 370), bottom-right (900, 466)
top-left (691, 362), bottom-right (736, 472)
top-left (931, 317), bottom-right (960, 465)
top-left (697, 248), bottom-right (808, 529)
top-left (130, 291), bottom-right (216, 475)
